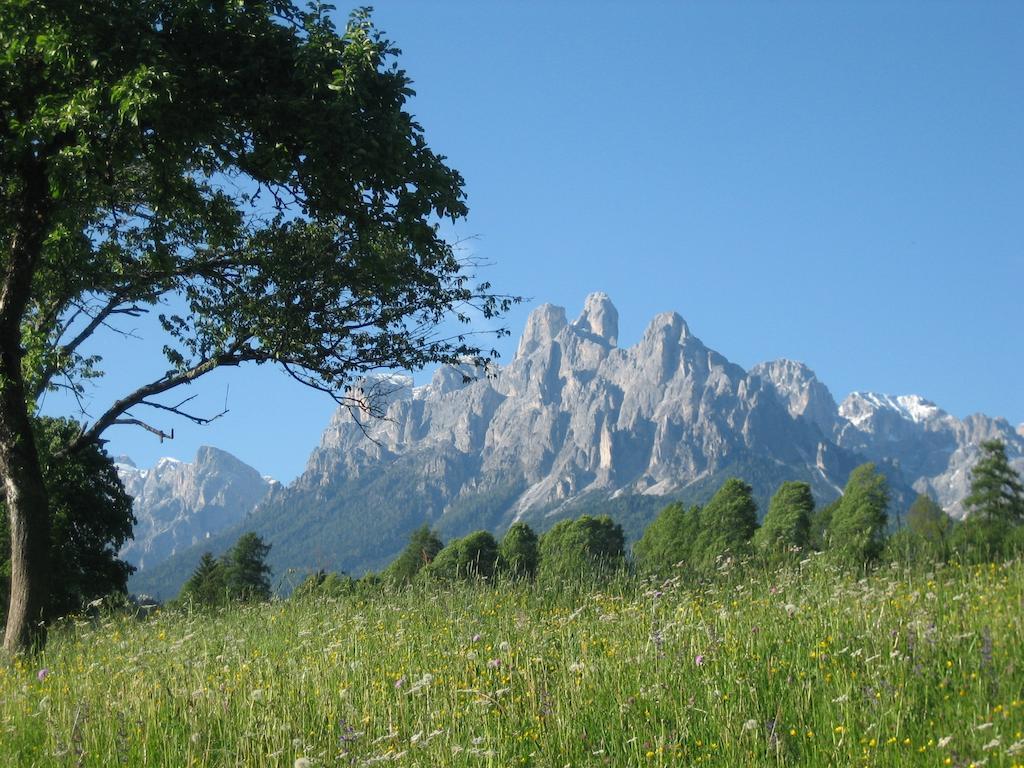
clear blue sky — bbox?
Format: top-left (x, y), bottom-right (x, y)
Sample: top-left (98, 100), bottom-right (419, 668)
top-left (42, 1), bottom-right (1023, 482)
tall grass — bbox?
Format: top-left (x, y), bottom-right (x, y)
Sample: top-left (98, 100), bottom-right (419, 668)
top-left (2, 558), bottom-right (1023, 766)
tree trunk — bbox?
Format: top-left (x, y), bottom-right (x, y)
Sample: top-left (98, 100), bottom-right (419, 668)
top-left (0, 357), bottom-right (50, 653)
top-left (1, 151), bottom-right (52, 653)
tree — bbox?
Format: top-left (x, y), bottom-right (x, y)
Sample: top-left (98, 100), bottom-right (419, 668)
top-left (754, 481), bottom-right (813, 560)
top-left (498, 522), bottom-right (539, 580)
top-left (1, 417), bottom-right (135, 620)
top-left (828, 463), bottom-right (890, 567)
top-left (538, 515), bottom-right (625, 584)
top-left (1, 3), bottom-right (515, 650)
top-left (384, 525), bottom-right (444, 585)
top-left (177, 552), bottom-right (226, 608)
top-left (224, 532), bottom-right (272, 602)
top-left (963, 440), bottom-right (1024, 526)
top-left (633, 501), bottom-right (701, 576)
top-left (809, 497), bottom-right (841, 551)
top-left (693, 478), bottom-right (758, 571)
top-left (422, 530), bottom-right (499, 581)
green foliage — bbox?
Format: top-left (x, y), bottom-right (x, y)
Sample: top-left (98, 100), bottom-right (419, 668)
top-left (176, 553), bottom-right (227, 608)
top-left (754, 481), bottom-right (813, 559)
top-left (1, 0), bottom-right (516, 648)
top-left (692, 478), bottom-right (758, 571)
top-left (809, 497), bottom-right (841, 551)
top-left (827, 463), bottom-right (890, 566)
top-left (383, 525), bottom-right (443, 585)
top-left (0, 417), bottom-right (135, 619)
top-left (907, 494), bottom-right (951, 540)
top-left (421, 530), bottom-right (499, 582)
top-left (292, 570), bottom-right (356, 600)
top-left (899, 493), bottom-right (953, 561)
top-left (498, 522), bottom-right (539, 580)
top-left (950, 517), bottom-right (1023, 563)
top-left (963, 440), bottom-right (1024, 525)
top-left (537, 515), bottom-right (625, 584)
top-left (633, 501), bottom-right (702, 576)
top-left (223, 533), bottom-right (272, 602)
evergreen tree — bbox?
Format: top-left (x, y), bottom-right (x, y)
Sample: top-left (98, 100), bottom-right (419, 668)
top-left (828, 463), bottom-right (890, 566)
top-left (498, 523), bottom-right (539, 580)
top-left (178, 553), bottom-right (227, 607)
top-left (754, 481), bottom-right (814, 559)
top-left (224, 533), bottom-right (272, 602)
top-left (384, 525), bottom-right (444, 585)
top-left (693, 478), bottom-right (758, 571)
top-left (963, 440), bottom-right (1024, 525)
top-left (633, 501), bottom-right (701, 576)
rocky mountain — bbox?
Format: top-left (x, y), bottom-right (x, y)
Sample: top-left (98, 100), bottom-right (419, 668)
top-left (128, 293), bottom-right (1022, 597)
top-left (117, 447), bottom-right (274, 571)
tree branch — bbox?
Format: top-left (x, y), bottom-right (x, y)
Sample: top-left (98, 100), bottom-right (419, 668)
top-left (62, 342), bottom-right (263, 455)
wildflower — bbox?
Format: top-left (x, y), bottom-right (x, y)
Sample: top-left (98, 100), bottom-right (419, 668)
top-left (471, 634), bottom-right (481, 643)
top-left (487, 658), bottom-right (502, 669)
top-left (394, 676), bottom-right (406, 689)
top-left (294, 759), bottom-right (311, 768)
top-left (695, 654), bottom-right (705, 666)
top-left (37, 668), bottom-right (49, 682)
top-left (742, 719), bottom-right (759, 732)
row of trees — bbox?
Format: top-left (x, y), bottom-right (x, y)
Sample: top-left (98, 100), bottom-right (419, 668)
top-left (293, 439), bottom-right (1024, 597)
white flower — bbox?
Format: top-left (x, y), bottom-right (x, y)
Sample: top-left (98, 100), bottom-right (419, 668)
top-left (294, 758), bottom-right (312, 768)
top-left (937, 736), bottom-right (953, 748)
top-left (743, 719), bottom-right (759, 732)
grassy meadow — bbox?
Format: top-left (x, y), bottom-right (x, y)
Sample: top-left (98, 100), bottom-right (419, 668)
top-left (2, 558), bottom-right (1023, 767)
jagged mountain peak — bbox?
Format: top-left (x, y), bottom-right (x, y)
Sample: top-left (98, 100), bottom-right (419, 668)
top-left (515, 303), bottom-right (568, 359)
top-left (749, 359), bottom-right (838, 436)
top-left (118, 448), bottom-right (271, 572)
top-left (572, 291), bottom-right (619, 346)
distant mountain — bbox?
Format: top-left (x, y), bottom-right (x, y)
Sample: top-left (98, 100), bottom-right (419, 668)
top-left (128, 294), bottom-right (1023, 598)
top-left (117, 447), bottom-right (273, 572)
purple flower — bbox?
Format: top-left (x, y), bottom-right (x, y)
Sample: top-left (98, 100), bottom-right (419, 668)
top-left (487, 658), bottom-right (502, 669)
top-left (694, 655), bottom-right (705, 667)
top-left (471, 634), bottom-right (481, 643)
top-left (394, 676), bottom-right (406, 689)
top-left (37, 668), bottom-right (49, 681)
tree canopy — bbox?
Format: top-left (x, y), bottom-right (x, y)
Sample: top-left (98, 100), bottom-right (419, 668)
top-left (828, 463), bottom-right (890, 566)
top-left (538, 515), bottom-right (625, 584)
top-left (1, 1), bottom-right (514, 650)
top-left (754, 481), bottom-right (813, 558)
top-left (963, 440), bottom-right (1024, 526)
top-left (692, 478), bottom-right (758, 571)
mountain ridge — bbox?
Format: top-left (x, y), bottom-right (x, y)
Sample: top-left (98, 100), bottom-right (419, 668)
top-left (126, 294), bottom-right (1023, 598)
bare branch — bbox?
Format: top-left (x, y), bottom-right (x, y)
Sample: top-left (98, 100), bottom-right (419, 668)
top-left (111, 418), bottom-right (174, 442)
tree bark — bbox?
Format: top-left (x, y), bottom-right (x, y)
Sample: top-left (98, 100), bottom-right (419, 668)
top-left (0, 358), bottom-right (50, 653)
top-left (1, 152), bottom-right (52, 653)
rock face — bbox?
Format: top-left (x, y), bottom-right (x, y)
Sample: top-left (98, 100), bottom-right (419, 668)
top-left (117, 447), bottom-right (273, 570)
top-left (132, 293), bottom-right (1022, 596)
